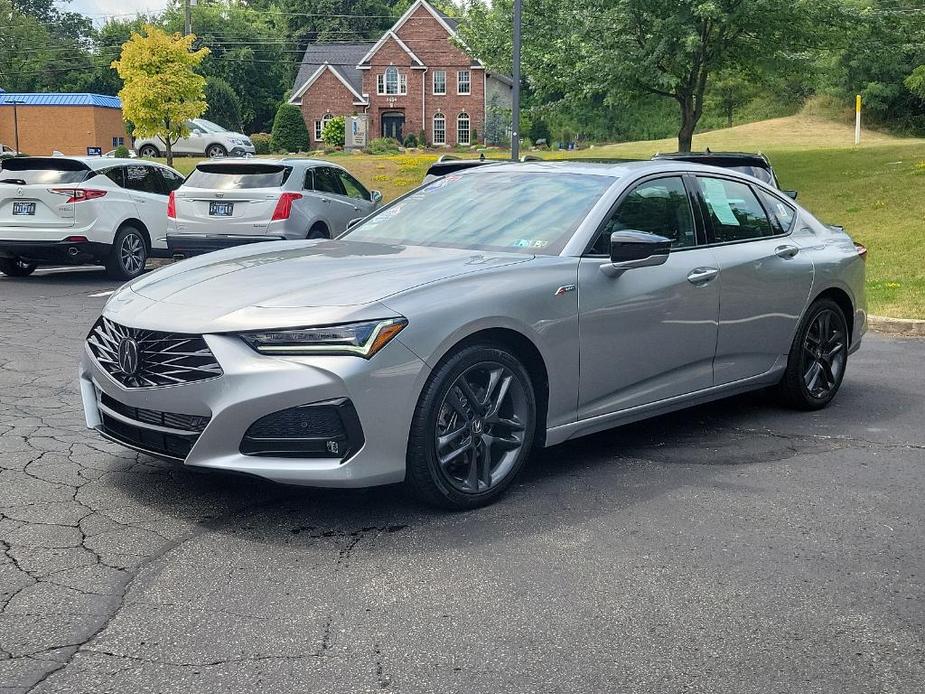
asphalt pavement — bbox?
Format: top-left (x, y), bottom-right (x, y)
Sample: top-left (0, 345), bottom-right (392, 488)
top-left (1, 268), bottom-right (922, 694)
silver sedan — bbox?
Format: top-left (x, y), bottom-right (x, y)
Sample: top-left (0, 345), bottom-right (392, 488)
top-left (79, 160), bottom-right (867, 509)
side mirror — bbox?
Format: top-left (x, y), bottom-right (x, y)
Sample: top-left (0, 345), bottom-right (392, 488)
top-left (601, 230), bottom-right (671, 277)
top-left (783, 189), bottom-right (798, 200)
top-left (370, 190), bottom-right (383, 205)
top-left (347, 217), bottom-right (364, 229)
top-left (191, 129), bottom-right (204, 136)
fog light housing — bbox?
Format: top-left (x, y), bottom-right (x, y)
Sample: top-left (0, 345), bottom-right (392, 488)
top-left (239, 399), bottom-right (364, 461)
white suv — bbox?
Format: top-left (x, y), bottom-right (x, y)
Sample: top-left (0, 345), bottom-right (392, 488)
top-left (134, 119), bottom-right (256, 159)
top-left (0, 156), bottom-right (185, 279)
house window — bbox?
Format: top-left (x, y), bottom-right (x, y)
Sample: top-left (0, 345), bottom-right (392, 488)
top-left (111, 136), bottom-right (124, 148)
top-left (378, 66), bottom-right (407, 95)
top-left (457, 112), bottom-right (470, 145)
top-left (457, 70), bottom-right (471, 95)
top-left (433, 113), bottom-right (446, 145)
top-left (315, 114), bottom-right (332, 142)
top-left (433, 70), bottom-right (446, 95)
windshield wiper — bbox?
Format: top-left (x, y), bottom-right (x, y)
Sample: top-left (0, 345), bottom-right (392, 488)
top-left (0, 178), bottom-right (27, 185)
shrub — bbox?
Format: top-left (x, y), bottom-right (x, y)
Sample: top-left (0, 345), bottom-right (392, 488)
top-left (365, 137), bottom-right (401, 155)
top-left (114, 145), bottom-right (130, 158)
top-left (403, 133), bottom-right (418, 148)
top-left (470, 127), bottom-right (478, 145)
top-left (204, 77), bottom-right (243, 132)
top-left (322, 116), bottom-right (345, 147)
top-left (271, 103), bottom-right (309, 153)
top-left (250, 132), bottom-right (272, 154)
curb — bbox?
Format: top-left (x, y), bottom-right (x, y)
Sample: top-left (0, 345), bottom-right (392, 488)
top-left (868, 315), bottom-right (925, 337)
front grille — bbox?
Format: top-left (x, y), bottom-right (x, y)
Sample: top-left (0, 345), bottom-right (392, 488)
top-left (87, 316), bottom-right (223, 388)
top-left (97, 391), bottom-right (210, 460)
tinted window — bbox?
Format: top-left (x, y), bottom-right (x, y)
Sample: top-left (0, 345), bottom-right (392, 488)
top-left (100, 167), bottom-right (125, 187)
top-left (124, 164), bottom-right (162, 194)
top-left (346, 171), bottom-right (614, 255)
top-left (159, 168), bottom-right (185, 192)
top-left (697, 177), bottom-right (773, 243)
top-left (337, 170), bottom-right (370, 201)
top-left (757, 189), bottom-right (796, 234)
top-left (303, 169), bottom-right (314, 191)
top-left (185, 164), bottom-right (291, 190)
top-left (0, 158), bottom-right (90, 185)
top-left (591, 176), bottom-right (695, 254)
top-left (313, 167), bottom-right (345, 195)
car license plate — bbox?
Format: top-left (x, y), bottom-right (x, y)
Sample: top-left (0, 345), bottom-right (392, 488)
top-left (209, 201), bottom-right (234, 217)
top-left (12, 201), bottom-right (36, 216)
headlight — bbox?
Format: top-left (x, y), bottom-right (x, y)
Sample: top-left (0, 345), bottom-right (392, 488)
top-left (240, 318), bottom-right (407, 358)
top-left (231, 138), bottom-right (246, 146)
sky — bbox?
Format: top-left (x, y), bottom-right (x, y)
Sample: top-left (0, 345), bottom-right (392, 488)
top-left (62, 0), bottom-right (171, 22)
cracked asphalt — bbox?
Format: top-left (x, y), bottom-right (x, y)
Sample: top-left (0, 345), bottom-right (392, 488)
top-left (1, 267), bottom-right (923, 694)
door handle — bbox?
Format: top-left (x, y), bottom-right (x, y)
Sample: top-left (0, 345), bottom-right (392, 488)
top-left (687, 267), bottom-right (719, 285)
top-left (775, 244), bottom-right (799, 259)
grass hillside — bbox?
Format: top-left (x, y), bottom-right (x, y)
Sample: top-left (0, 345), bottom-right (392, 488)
top-left (157, 114), bottom-right (925, 318)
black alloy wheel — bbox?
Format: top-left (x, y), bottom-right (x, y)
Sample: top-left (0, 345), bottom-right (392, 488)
top-left (0, 258), bottom-right (37, 277)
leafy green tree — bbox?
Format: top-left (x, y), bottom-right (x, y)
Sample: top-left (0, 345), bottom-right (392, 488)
top-left (322, 115), bottom-right (345, 147)
top-left (0, 0), bottom-right (53, 91)
top-left (112, 25), bottom-right (210, 166)
top-left (205, 77), bottom-right (244, 132)
top-left (463, 0), bottom-right (850, 151)
top-left (271, 103), bottom-right (309, 152)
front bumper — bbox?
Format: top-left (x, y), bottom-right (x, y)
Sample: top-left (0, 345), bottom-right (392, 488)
top-left (79, 331), bottom-right (428, 487)
top-left (167, 233), bottom-right (284, 258)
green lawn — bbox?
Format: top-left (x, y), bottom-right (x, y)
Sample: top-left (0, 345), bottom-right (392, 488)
top-left (155, 114), bottom-right (925, 318)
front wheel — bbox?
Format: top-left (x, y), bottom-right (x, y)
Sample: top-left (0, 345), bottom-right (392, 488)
top-left (777, 298), bottom-right (849, 410)
top-left (138, 145), bottom-right (160, 158)
top-left (106, 226), bottom-right (148, 280)
top-left (406, 345), bottom-right (536, 510)
top-left (0, 258), bottom-right (37, 277)
top-left (206, 144), bottom-right (227, 158)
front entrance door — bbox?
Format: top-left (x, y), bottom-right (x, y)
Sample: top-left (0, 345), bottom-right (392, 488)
top-left (381, 113), bottom-right (404, 141)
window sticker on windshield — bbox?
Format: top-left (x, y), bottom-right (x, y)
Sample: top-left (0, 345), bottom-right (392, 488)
top-left (513, 239), bottom-right (549, 249)
top-left (702, 179), bottom-right (740, 226)
top-left (426, 174), bottom-right (461, 191)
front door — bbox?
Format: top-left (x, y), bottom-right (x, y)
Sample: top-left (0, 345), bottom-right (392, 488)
top-left (578, 175), bottom-right (720, 418)
top-left (381, 113), bottom-right (404, 141)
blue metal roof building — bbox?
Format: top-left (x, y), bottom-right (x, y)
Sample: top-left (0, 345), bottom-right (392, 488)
top-left (0, 93), bottom-right (123, 109)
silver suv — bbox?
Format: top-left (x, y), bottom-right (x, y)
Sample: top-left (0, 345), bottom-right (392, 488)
top-left (166, 158), bottom-right (382, 257)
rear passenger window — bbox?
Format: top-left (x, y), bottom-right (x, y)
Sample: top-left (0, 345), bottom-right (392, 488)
top-left (303, 170), bottom-right (314, 191)
top-left (313, 167), bottom-right (345, 195)
top-left (124, 165), bottom-right (162, 195)
top-left (159, 168), bottom-right (185, 193)
top-left (757, 189), bottom-right (796, 234)
top-left (101, 167), bottom-right (125, 187)
top-left (697, 177), bottom-right (773, 242)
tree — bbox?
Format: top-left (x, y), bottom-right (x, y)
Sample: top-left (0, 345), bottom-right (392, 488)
top-left (463, 0), bottom-right (850, 151)
top-left (205, 77), bottom-right (244, 132)
top-left (112, 26), bottom-right (209, 166)
top-left (271, 103), bottom-right (309, 152)
top-left (322, 116), bottom-right (345, 147)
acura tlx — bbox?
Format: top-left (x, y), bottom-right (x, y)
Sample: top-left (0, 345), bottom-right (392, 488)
top-left (80, 161), bottom-right (866, 509)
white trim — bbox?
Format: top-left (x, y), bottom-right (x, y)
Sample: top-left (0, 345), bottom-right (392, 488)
top-left (388, 31), bottom-right (424, 66)
top-left (358, 28), bottom-right (425, 68)
top-left (432, 70), bottom-right (447, 95)
top-left (456, 70), bottom-right (471, 95)
top-left (432, 112), bottom-right (446, 145)
top-left (456, 111), bottom-right (470, 145)
top-left (289, 63), bottom-right (366, 105)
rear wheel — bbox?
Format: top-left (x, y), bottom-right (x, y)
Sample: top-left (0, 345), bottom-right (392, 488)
top-left (406, 344), bottom-right (536, 509)
top-left (0, 258), bottom-right (37, 277)
top-left (777, 298), bottom-right (849, 410)
top-left (106, 226), bottom-right (148, 280)
top-left (207, 143), bottom-right (227, 158)
top-left (138, 145), bottom-right (160, 158)
top-left (307, 223), bottom-right (329, 239)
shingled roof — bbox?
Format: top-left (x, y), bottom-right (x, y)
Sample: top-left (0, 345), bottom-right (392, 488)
top-left (290, 43), bottom-right (373, 102)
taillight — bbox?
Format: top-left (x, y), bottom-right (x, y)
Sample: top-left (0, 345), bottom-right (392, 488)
top-left (48, 188), bottom-right (107, 203)
top-left (167, 191), bottom-right (176, 219)
top-left (271, 192), bottom-right (303, 221)
top-left (854, 242), bottom-right (868, 261)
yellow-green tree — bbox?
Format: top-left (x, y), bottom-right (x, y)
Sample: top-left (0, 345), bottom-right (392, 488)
top-left (112, 25), bottom-right (209, 166)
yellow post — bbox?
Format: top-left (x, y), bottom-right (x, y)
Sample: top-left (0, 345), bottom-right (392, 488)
top-left (855, 94), bottom-right (861, 145)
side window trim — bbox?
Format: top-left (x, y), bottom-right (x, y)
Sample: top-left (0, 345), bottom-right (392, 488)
top-left (582, 172), bottom-right (702, 256)
top-left (694, 173), bottom-right (786, 246)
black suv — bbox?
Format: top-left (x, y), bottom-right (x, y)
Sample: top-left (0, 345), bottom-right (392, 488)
top-left (651, 150), bottom-right (797, 199)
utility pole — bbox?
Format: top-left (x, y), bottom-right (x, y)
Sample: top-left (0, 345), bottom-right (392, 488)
top-left (511, 0), bottom-right (521, 161)
top-left (10, 99), bottom-right (24, 154)
top-left (184, 0), bottom-right (192, 36)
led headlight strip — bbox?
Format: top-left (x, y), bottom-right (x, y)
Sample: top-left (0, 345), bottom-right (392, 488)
top-left (240, 318), bottom-right (407, 358)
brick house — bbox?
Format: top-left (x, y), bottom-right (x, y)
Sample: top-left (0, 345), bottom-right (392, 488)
top-left (288, 0), bottom-right (512, 147)
top-left (0, 93), bottom-right (130, 156)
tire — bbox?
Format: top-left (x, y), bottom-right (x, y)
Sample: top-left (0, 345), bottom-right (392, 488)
top-left (777, 298), bottom-right (849, 410)
top-left (138, 145), bottom-right (160, 158)
top-left (307, 223), bottom-right (329, 239)
top-left (206, 144), bottom-right (227, 158)
top-left (106, 226), bottom-right (148, 280)
top-left (406, 344), bottom-right (537, 510)
top-left (0, 258), bottom-right (37, 277)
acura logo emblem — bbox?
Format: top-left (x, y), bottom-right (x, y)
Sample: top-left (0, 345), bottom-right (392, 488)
top-left (118, 338), bottom-right (140, 376)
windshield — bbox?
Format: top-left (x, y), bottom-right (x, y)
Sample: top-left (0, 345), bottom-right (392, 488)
top-left (728, 165), bottom-right (774, 184)
top-left (189, 119), bottom-right (228, 134)
top-left (0, 157), bottom-right (90, 185)
top-left (186, 163), bottom-right (291, 190)
top-left (345, 171), bottom-right (615, 255)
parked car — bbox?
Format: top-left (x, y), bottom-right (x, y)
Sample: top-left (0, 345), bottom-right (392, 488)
top-left (1, 144), bottom-right (18, 159)
top-left (166, 158), bottom-right (382, 257)
top-left (651, 150), bottom-right (798, 198)
top-left (0, 156), bottom-right (184, 279)
top-left (134, 119), bottom-right (256, 159)
top-left (103, 149), bottom-right (137, 158)
top-left (80, 160), bottom-right (866, 509)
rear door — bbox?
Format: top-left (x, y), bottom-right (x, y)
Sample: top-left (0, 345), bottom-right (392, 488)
top-left (173, 163), bottom-right (292, 237)
top-left (311, 167), bottom-right (356, 232)
top-left (123, 163), bottom-right (169, 242)
top-left (694, 175), bottom-right (814, 383)
top-left (0, 158), bottom-right (91, 238)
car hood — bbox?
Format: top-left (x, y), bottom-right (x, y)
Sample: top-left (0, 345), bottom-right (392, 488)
top-left (111, 239), bottom-right (532, 331)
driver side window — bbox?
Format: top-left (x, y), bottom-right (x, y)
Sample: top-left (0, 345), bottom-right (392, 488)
top-left (590, 176), bottom-right (696, 254)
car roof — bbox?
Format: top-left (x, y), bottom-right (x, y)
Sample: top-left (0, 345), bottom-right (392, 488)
top-left (192, 157), bottom-right (337, 168)
top-left (451, 158), bottom-right (755, 178)
top-left (0, 155), bottom-right (167, 170)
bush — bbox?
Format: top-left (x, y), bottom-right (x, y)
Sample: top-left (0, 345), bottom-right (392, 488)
top-left (114, 145), bottom-right (130, 158)
top-left (249, 132), bottom-right (272, 154)
top-left (322, 116), bottom-right (345, 147)
top-left (403, 133), bottom-right (418, 148)
top-left (271, 104), bottom-right (309, 153)
top-left (365, 137), bottom-right (401, 155)
top-left (470, 127), bottom-right (478, 145)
